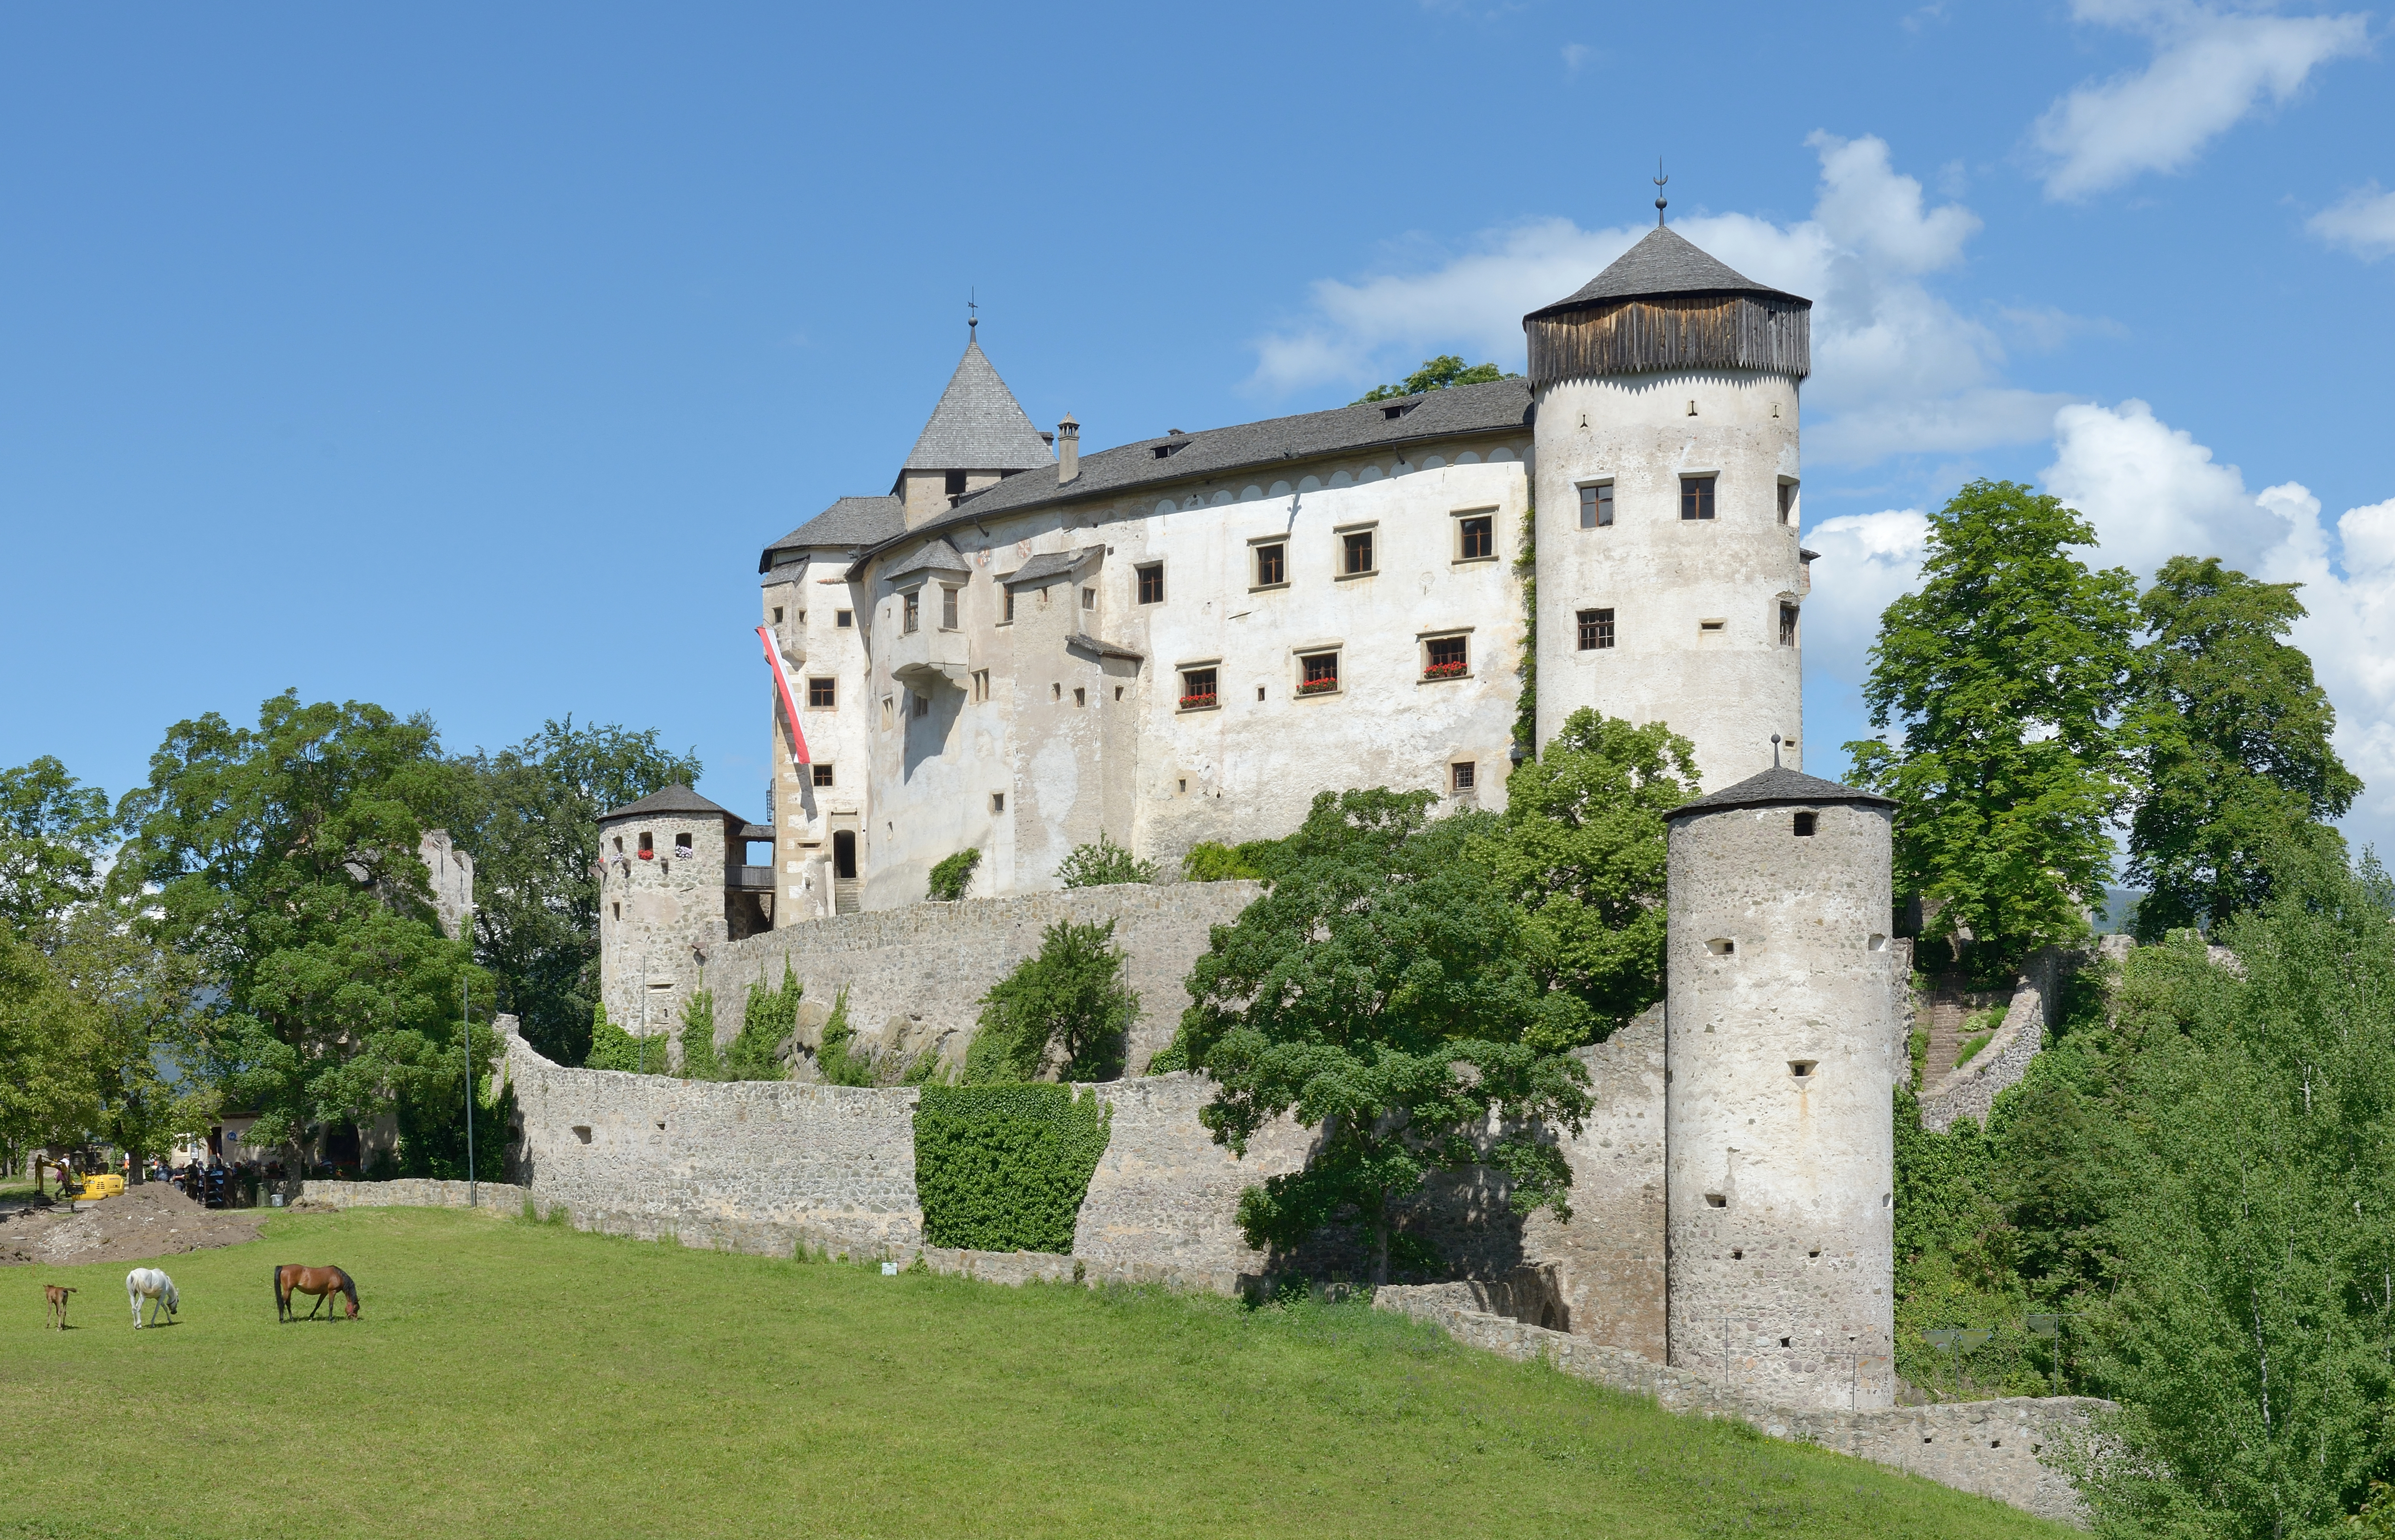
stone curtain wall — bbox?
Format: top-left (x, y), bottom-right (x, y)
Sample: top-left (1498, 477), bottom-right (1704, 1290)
top-left (1921, 947), bottom-right (2079, 1133)
top-left (1373, 1292), bottom-right (2108, 1528)
top-left (1070, 1072), bottom-right (1315, 1278)
top-left (700, 880), bottom-right (1263, 1076)
top-left (503, 1031), bottom-right (926, 1253)
top-left (302, 1178), bottom-right (531, 1212)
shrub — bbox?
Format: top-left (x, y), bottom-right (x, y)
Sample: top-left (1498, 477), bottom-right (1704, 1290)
top-left (678, 991), bottom-right (722, 1080)
top-left (928, 848), bottom-right (981, 902)
top-left (965, 919), bottom-right (1139, 1084)
top-left (584, 1005), bottom-right (669, 1075)
top-left (1180, 839), bottom-right (1282, 883)
top-left (815, 986), bottom-right (873, 1087)
top-left (914, 1083), bottom-right (1112, 1252)
top-left (1056, 834), bottom-right (1155, 888)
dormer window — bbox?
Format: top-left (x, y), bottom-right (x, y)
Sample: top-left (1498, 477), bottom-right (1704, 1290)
top-left (1381, 400), bottom-right (1418, 420)
top-left (1150, 434), bottom-right (1191, 460)
top-left (944, 470), bottom-right (967, 508)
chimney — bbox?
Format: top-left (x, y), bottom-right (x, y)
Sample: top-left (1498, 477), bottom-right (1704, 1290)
top-left (1057, 414), bottom-right (1080, 484)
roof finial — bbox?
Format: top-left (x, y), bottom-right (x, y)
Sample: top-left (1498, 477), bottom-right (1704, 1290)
top-left (1771, 731), bottom-right (1782, 769)
top-left (967, 287), bottom-right (978, 336)
top-left (1654, 158), bottom-right (1669, 227)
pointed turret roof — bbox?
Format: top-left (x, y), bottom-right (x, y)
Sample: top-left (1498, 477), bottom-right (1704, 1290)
top-left (598, 784), bottom-right (739, 824)
top-left (1527, 226), bottom-right (1805, 320)
top-left (900, 335), bottom-right (1055, 473)
top-left (1666, 766), bottom-right (1892, 820)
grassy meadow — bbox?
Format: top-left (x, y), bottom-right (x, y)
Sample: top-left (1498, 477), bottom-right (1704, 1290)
top-left (4, 1206), bottom-right (2067, 1539)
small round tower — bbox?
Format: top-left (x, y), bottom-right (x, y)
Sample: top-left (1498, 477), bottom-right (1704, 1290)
top-left (1528, 221), bottom-right (1811, 792)
top-left (1664, 764), bottom-right (1900, 1410)
top-left (595, 784), bottom-right (765, 1052)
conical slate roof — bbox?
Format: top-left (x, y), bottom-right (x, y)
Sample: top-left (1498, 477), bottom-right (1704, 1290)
top-left (900, 335), bottom-right (1055, 472)
top-left (598, 784), bottom-right (739, 823)
top-left (1527, 226), bottom-right (1805, 320)
top-left (1666, 765), bottom-right (1893, 820)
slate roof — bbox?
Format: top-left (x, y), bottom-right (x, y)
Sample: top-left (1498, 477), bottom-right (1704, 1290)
top-left (1527, 226), bottom-right (1805, 320)
top-left (848, 375), bottom-right (1535, 578)
top-left (1666, 765), bottom-right (1894, 820)
top-left (598, 784), bottom-right (742, 823)
top-left (901, 336), bottom-right (1055, 473)
top-left (884, 537), bottom-right (972, 581)
top-left (759, 495), bottom-right (904, 571)
top-left (1002, 546), bottom-right (1104, 585)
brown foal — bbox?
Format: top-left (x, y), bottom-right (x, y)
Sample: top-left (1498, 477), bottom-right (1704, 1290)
top-left (44, 1284), bottom-right (75, 1329)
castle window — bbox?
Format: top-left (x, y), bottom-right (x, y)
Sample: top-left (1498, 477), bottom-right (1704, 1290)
top-left (1452, 760), bottom-right (1476, 793)
top-left (902, 590), bottom-right (920, 634)
top-left (1136, 563), bottom-right (1165, 604)
top-left (1579, 483), bottom-right (1614, 529)
top-left (813, 763), bottom-right (834, 788)
top-left (1002, 588), bottom-right (1015, 624)
top-left (1455, 511), bottom-right (1495, 562)
top-left (611, 902), bottom-right (620, 921)
top-left (1577, 608), bottom-right (1615, 650)
top-left (1794, 811), bottom-right (1817, 837)
top-left (944, 470), bottom-right (967, 505)
top-left (941, 586), bottom-right (959, 630)
top-left (912, 692), bottom-right (929, 719)
top-left (1297, 650), bottom-right (1340, 697)
top-left (1707, 938), bottom-right (1735, 956)
top-left (1082, 586), bottom-right (1095, 611)
top-left (971, 669), bottom-right (990, 703)
top-left (1073, 687), bottom-right (1086, 708)
top-left (991, 792), bottom-right (1005, 813)
top-left (881, 696), bottom-right (894, 728)
top-left (1340, 528), bottom-right (1376, 577)
top-left (612, 836), bottom-right (623, 854)
top-left (1780, 602), bottom-right (1800, 647)
top-left (1252, 541), bottom-right (1286, 589)
top-left (808, 677), bottom-right (836, 709)
top-left (1180, 666), bottom-right (1218, 711)
top-left (837, 609), bottom-right (853, 628)
top-left (1680, 476), bottom-right (1717, 520)
top-left (1790, 1060), bottom-right (1817, 1078)
top-left (674, 833), bottom-right (692, 855)
top-left (1778, 481), bottom-right (1798, 524)
top-left (771, 607), bottom-right (783, 624)
top-left (1051, 682), bottom-right (1061, 701)
top-left (638, 832), bottom-right (654, 859)
top-left (1699, 619), bottom-right (1726, 635)
top-left (1422, 635), bottom-right (1468, 680)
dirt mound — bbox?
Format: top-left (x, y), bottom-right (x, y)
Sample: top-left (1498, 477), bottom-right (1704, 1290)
top-left (0, 1183), bottom-right (266, 1268)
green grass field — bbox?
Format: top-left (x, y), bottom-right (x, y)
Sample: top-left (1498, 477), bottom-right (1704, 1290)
top-left (5, 1206), bottom-right (2067, 1538)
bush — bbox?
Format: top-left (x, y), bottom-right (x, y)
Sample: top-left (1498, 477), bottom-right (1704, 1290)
top-left (584, 1005), bottom-right (669, 1074)
top-left (964, 919), bottom-right (1139, 1083)
top-left (914, 1083), bottom-right (1112, 1252)
top-left (928, 848), bottom-right (981, 902)
top-left (1057, 835), bottom-right (1155, 888)
top-left (815, 986), bottom-right (873, 1087)
top-left (1180, 839), bottom-right (1282, 882)
top-left (677, 991), bottom-right (721, 1080)
top-left (712, 965), bottom-right (794, 1082)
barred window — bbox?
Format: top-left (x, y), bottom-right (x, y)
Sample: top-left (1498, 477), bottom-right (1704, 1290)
top-left (1577, 608), bottom-right (1615, 650)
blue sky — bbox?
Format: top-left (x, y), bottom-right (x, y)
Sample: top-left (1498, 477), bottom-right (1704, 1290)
top-left (4, 2), bottom-right (2391, 852)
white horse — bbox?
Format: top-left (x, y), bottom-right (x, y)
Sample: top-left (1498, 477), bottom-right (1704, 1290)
top-left (126, 1267), bottom-right (178, 1328)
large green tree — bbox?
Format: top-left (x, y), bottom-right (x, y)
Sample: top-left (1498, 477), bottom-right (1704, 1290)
top-left (111, 690), bottom-right (488, 1160)
top-left (447, 718), bottom-right (701, 1066)
top-left (0, 756), bottom-right (117, 937)
top-left (1159, 789), bottom-right (1593, 1284)
top-left (1470, 710), bottom-right (1693, 1042)
top-left (2126, 556), bottom-right (2360, 942)
top-left (43, 899), bottom-right (217, 1163)
top-left (0, 924), bottom-right (102, 1171)
top-left (1847, 479), bottom-right (2139, 967)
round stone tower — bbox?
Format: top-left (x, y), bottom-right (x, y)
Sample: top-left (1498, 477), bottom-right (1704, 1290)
top-left (1663, 764), bottom-right (1901, 1410)
top-left (1528, 222), bottom-right (1811, 792)
top-left (595, 784), bottom-right (769, 1052)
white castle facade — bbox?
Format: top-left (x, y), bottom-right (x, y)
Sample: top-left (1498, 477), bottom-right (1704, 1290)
top-left (751, 224), bottom-right (1814, 918)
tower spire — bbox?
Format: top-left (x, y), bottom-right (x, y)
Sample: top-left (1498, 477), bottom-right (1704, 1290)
top-left (1654, 159), bottom-right (1668, 227)
top-left (967, 287), bottom-right (978, 338)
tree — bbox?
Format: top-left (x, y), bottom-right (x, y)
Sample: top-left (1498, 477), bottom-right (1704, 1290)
top-left (1354, 354), bottom-right (1515, 405)
top-left (1471, 710), bottom-right (1693, 1044)
top-left (0, 924), bottom-right (102, 1170)
top-left (2126, 556), bottom-right (2360, 942)
top-left (1846, 480), bottom-right (2139, 969)
top-left (0, 756), bottom-right (117, 937)
top-left (44, 899), bottom-right (217, 1164)
top-left (447, 718), bottom-right (701, 1067)
top-left (964, 920), bottom-right (1140, 1084)
top-left (111, 690), bottom-right (486, 1162)
top-left (1056, 834), bottom-right (1155, 888)
top-left (1160, 788), bottom-right (1593, 1284)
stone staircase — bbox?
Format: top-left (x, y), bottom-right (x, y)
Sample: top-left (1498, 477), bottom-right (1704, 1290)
top-left (1915, 976), bottom-right (2009, 1087)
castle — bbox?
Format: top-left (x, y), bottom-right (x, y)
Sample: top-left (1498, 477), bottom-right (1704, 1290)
top-left (585, 221), bottom-right (1914, 1414)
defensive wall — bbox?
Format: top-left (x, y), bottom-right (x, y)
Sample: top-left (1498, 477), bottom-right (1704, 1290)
top-left (1919, 946), bottom-right (2079, 1134)
top-left (699, 880), bottom-right (1264, 1077)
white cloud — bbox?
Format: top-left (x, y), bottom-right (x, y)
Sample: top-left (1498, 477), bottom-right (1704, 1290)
top-left (1799, 507), bottom-right (1933, 681)
top-left (1561, 41), bottom-right (1591, 72)
top-left (2309, 183), bottom-right (2395, 260)
top-left (2032, 2), bottom-right (2368, 201)
top-left (2042, 399), bottom-right (2395, 854)
top-left (1247, 132), bottom-right (2074, 464)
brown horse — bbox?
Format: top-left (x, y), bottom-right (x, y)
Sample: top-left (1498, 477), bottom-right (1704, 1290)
top-left (274, 1264), bottom-right (359, 1322)
top-left (45, 1284), bottom-right (75, 1329)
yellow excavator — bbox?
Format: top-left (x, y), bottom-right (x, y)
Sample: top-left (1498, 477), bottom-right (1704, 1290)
top-left (68, 1172), bottom-right (126, 1203)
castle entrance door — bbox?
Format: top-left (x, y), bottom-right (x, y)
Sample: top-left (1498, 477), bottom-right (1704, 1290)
top-left (830, 820), bottom-right (859, 914)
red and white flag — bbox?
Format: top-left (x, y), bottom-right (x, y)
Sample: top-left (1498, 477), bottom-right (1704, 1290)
top-left (756, 625), bottom-right (810, 765)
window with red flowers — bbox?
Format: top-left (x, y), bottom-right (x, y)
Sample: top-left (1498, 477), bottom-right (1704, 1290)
top-left (1421, 635), bottom-right (1469, 680)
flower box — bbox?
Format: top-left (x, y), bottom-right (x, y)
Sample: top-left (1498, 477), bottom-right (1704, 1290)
top-left (1420, 661), bottom-right (1469, 680)
top-left (1295, 677), bottom-right (1340, 697)
top-left (1178, 694), bottom-right (1218, 711)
